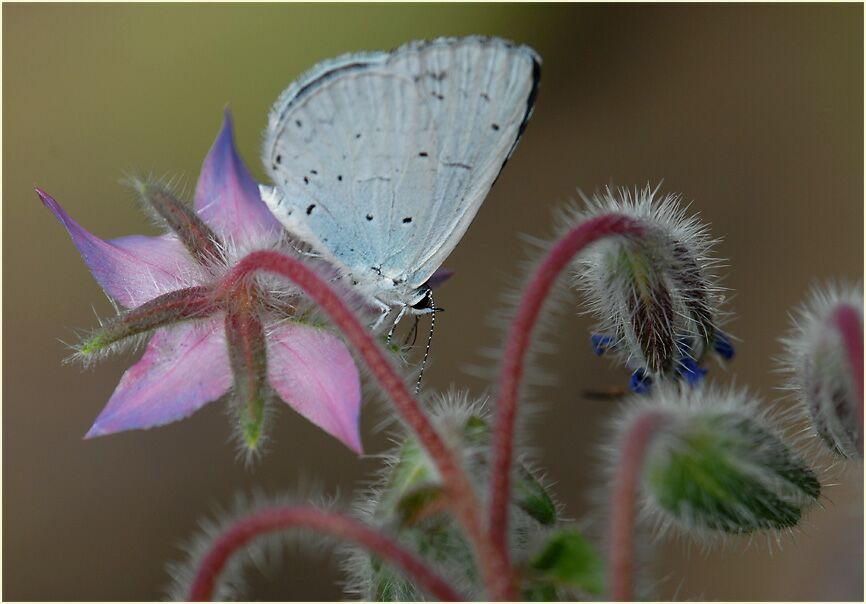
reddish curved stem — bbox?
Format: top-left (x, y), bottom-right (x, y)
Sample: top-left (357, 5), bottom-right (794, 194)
top-left (221, 251), bottom-right (514, 600)
top-left (488, 214), bottom-right (643, 555)
top-left (609, 411), bottom-right (666, 601)
top-left (187, 505), bottom-right (464, 601)
top-left (832, 304), bottom-right (863, 453)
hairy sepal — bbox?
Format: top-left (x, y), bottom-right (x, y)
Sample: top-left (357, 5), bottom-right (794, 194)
top-left (225, 285), bottom-right (271, 454)
top-left (131, 178), bottom-right (224, 266)
top-left (73, 286), bottom-right (217, 363)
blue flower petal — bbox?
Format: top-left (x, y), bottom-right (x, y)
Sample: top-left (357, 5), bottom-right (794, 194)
top-left (591, 334), bottom-right (615, 356)
top-left (677, 356), bottom-right (708, 386)
top-left (713, 332), bottom-right (735, 361)
top-left (630, 368), bottom-right (653, 394)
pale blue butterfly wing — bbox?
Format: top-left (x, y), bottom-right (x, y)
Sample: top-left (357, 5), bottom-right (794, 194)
top-left (263, 36), bottom-right (540, 308)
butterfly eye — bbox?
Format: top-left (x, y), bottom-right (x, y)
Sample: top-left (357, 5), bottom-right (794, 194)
top-left (410, 286), bottom-right (434, 311)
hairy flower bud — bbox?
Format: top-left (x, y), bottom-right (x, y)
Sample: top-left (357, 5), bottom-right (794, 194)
top-left (573, 185), bottom-right (731, 390)
top-left (611, 385), bottom-right (820, 539)
top-left (344, 392), bottom-right (567, 601)
top-left (781, 282), bottom-right (864, 458)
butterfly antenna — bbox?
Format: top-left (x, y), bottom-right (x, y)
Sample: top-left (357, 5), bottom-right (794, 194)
top-left (415, 293), bottom-right (437, 394)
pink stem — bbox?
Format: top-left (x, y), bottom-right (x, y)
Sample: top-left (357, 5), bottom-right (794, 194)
top-left (609, 411), bottom-right (667, 601)
top-left (831, 304), bottom-right (863, 453)
top-left (187, 505), bottom-right (464, 601)
top-left (221, 251), bottom-right (514, 600)
top-left (488, 214), bottom-right (643, 555)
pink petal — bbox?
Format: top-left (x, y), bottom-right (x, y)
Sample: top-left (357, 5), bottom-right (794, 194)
top-left (266, 321), bottom-right (363, 454)
top-left (36, 187), bottom-right (197, 308)
top-left (194, 110), bottom-right (282, 246)
top-left (86, 319), bottom-right (232, 438)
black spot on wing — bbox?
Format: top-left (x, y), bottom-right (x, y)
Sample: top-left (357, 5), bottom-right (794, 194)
top-left (402, 217), bottom-right (412, 224)
top-left (306, 204), bottom-right (316, 215)
top-left (444, 162), bottom-right (472, 171)
top-left (366, 214), bottom-right (374, 221)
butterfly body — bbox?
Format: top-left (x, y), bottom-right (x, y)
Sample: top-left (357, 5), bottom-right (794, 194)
top-left (262, 36), bottom-right (541, 324)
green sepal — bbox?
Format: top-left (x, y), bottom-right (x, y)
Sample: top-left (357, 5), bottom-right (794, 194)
top-left (224, 294), bottom-right (270, 453)
top-left (134, 182), bottom-right (223, 265)
top-left (236, 392), bottom-right (267, 451)
top-left (78, 286), bottom-right (215, 357)
top-left (394, 483), bottom-right (446, 528)
top-left (528, 527), bottom-right (604, 597)
top-left (646, 412), bottom-right (821, 533)
top-left (605, 245), bottom-right (676, 374)
top-left (375, 437), bottom-right (436, 525)
top-left (514, 464), bottom-right (557, 526)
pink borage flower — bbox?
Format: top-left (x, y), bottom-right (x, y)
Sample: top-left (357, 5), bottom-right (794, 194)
top-left (37, 111), bottom-right (363, 456)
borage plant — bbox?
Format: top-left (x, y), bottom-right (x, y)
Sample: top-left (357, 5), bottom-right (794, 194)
top-left (39, 36), bottom-right (862, 602)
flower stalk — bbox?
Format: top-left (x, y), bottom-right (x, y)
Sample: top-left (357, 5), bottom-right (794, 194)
top-left (186, 505), bottom-right (464, 602)
top-left (609, 410), bottom-right (666, 601)
top-left (220, 250), bottom-right (515, 600)
top-left (489, 213), bottom-right (643, 557)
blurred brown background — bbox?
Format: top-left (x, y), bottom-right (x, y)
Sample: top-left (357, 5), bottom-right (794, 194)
top-left (4, 3), bottom-right (863, 601)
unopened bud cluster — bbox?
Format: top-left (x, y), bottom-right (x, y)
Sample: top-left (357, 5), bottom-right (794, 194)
top-left (345, 393), bottom-right (603, 601)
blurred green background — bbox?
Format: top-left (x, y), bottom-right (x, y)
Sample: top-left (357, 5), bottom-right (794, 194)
top-left (4, 3), bottom-right (863, 601)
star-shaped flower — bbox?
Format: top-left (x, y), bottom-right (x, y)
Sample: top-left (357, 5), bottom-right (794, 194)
top-left (37, 111), bottom-right (363, 455)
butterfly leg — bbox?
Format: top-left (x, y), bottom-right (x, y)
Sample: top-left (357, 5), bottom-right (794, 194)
top-left (386, 304), bottom-right (409, 345)
top-left (369, 299), bottom-right (393, 330)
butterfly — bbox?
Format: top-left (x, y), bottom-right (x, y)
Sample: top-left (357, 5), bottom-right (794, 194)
top-left (260, 36), bottom-right (540, 330)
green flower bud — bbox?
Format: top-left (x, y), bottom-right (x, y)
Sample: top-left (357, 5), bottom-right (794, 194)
top-left (617, 385), bottom-right (821, 538)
